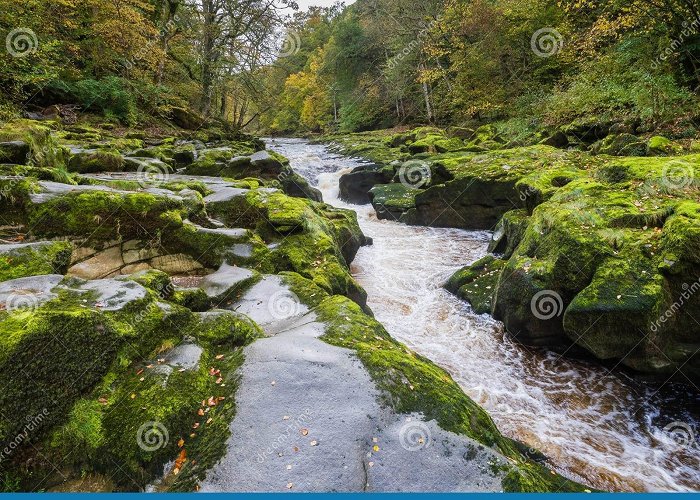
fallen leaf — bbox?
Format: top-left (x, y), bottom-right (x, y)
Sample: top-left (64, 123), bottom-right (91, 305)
top-left (136, 369), bottom-right (144, 376)
top-left (293, 446), bottom-right (299, 452)
top-left (286, 464), bottom-right (292, 470)
top-left (301, 428), bottom-right (309, 436)
top-left (283, 416), bottom-right (290, 420)
top-left (198, 408), bottom-right (205, 416)
top-left (193, 422), bottom-right (200, 429)
top-left (98, 397), bottom-right (108, 405)
top-left (130, 393), bottom-right (136, 399)
top-left (215, 354), bottom-right (224, 360)
top-left (178, 438), bottom-right (185, 448)
top-left (216, 377), bottom-right (223, 384)
top-left (372, 437), bottom-right (378, 443)
top-left (271, 380), bottom-right (276, 386)
top-left (206, 418), bottom-right (213, 424)
top-left (368, 461), bottom-right (374, 467)
top-left (310, 440), bottom-right (318, 446)
top-left (286, 483), bottom-right (293, 489)
top-left (373, 445), bottom-right (380, 452)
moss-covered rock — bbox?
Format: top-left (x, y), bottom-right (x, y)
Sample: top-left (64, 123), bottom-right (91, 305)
top-left (647, 136), bottom-right (683, 156)
top-left (68, 149), bottom-right (125, 173)
top-left (0, 241), bottom-right (73, 281)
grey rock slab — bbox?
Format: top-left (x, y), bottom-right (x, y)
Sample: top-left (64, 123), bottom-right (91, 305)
top-left (227, 275), bottom-right (309, 334)
top-left (200, 313), bottom-right (382, 493)
top-left (191, 225), bottom-right (247, 240)
top-left (59, 278), bottom-right (148, 311)
top-left (163, 342), bottom-right (203, 371)
top-left (366, 416), bottom-right (508, 492)
top-left (0, 274), bottom-right (63, 309)
top-left (203, 187), bottom-right (249, 204)
top-left (199, 264), bottom-right (255, 299)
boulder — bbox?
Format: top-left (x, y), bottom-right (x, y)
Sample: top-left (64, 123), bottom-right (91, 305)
top-left (0, 141), bottom-right (30, 164)
top-left (169, 106), bottom-right (204, 130)
top-left (339, 164), bottom-right (391, 204)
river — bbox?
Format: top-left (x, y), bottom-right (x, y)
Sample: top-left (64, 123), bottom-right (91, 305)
top-left (266, 137), bottom-right (700, 492)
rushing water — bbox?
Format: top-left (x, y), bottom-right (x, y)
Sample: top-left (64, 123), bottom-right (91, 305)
top-left (266, 137), bottom-right (700, 492)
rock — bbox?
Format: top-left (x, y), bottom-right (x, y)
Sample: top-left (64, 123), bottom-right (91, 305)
top-left (199, 264), bottom-right (256, 303)
top-left (590, 133), bottom-right (646, 157)
top-left (539, 131), bottom-right (568, 148)
top-left (647, 136), bottom-right (683, 156)
top-left (339, 164), bottom-right (391, 204)
top-left (0, 141), bottom-right (30, 164)
top-left (369, 183), bottom-right (419, 221)
top-left (169, 106), bottom-right (204, 130)
top-left (0, 274), bottom-right (63, 309)
top-left (68, 149), bottom-right (124, 173)
top-left (68, 245), bottom-right (125, 279)
top-left (149, 253), bottom-right (204, 275)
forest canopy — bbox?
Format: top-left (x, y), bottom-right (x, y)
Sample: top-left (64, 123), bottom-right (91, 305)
top-left (1, 0), bottom-right (699, 136)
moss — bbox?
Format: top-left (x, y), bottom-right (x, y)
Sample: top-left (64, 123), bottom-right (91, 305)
top-left (0, 241), bottom-right (73, 281)
top-left (29, 190), bottom-right (186, 243)
top-left (446, 256), bottom-right (506, 314)
top-left (647, 136), bottom-right (682, 156)
top-left (171, 288), bottom-right (211, 312)
top-left (0, 120), bottom-right (68, 169)
top-left (370, 183), bottom-right (419, 213)
top-left (190, 311), bottom-right (263, 347)
top-left (129, 270), bottom-right (173, 299)
top-left (317, 295), bottom-right (509, 449)
top-left (68, 149), bottom-right (125, 173)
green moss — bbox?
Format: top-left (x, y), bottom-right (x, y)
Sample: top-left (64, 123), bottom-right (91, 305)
top-left (172, 288), bottom-right (211, 312)
top-left (30, 190), bottom-right (185, 242)
top-left (0, 120), bottom-right (68, 169)
top-left (0, 241), bottom-right (73, 281)
top-left (446, 256), bottom-right (506, 314)
top-left (647, 136), bottom-right (682, 156)
top-left (68, 149), bottom-right (125, 173)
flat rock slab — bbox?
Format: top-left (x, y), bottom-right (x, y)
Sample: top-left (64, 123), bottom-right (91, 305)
top-left (60, 278), bottom-right (148, 311)
top-left (366, 416), bottom-right (507, 491)
top-left (228, 276), bottom-right (309, 334)
top-left (0, 274), bottom-right (63, 309)
top-left (199, 264), bottom-right (255, 300)
top-left (200, 314), bottom-right (382, 492)
top-left (29, 181), bottom-right (126, 204)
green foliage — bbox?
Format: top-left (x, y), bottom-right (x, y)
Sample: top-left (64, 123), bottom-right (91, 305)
top-left (47, 78), bottom-right (138, 125)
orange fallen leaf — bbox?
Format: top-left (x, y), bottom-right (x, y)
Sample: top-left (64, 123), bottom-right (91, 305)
top-left (178, 438), bottom-right (185, 448)
top-left (215, 354), bottom-right (224, 360)
top-left (301, 428), bottom-right (309, 436)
